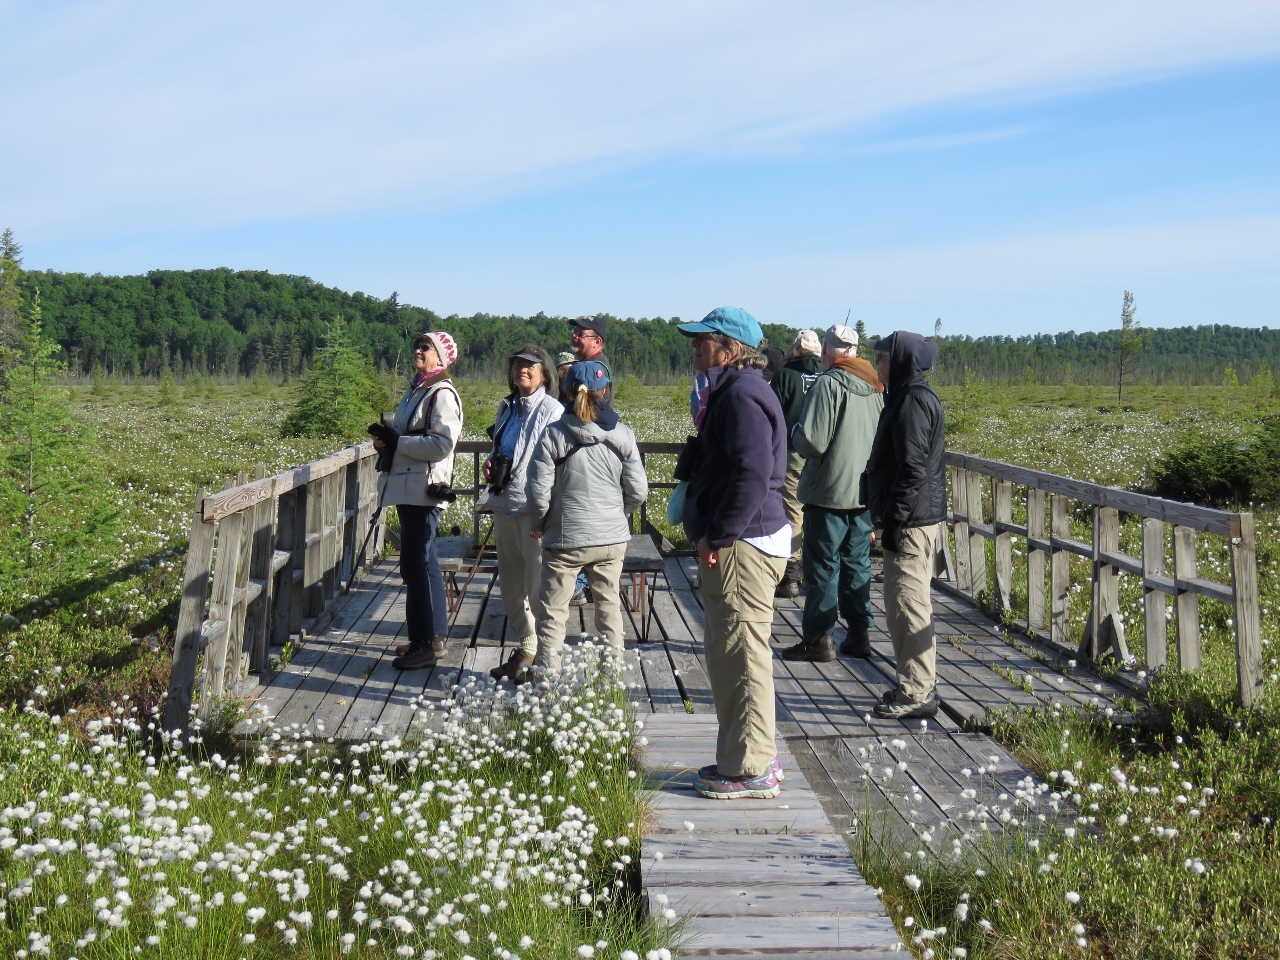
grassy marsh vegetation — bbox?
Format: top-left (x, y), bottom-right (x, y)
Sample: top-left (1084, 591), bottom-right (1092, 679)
top-left (1, 377), bottom-right (1277, 958)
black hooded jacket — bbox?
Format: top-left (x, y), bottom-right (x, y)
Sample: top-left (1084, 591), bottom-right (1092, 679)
top-left (863, 331), bottom-right (947, 533)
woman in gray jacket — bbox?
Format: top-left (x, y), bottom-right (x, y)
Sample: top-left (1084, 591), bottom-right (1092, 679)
top-left (525, 361), bottom-right (648, 674)
top-left (484, 345), bottom-right (563, 682)
top-left (374, 331), bottom-right (463, 671)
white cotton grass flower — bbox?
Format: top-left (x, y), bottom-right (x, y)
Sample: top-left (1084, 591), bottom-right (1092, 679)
top-left (904, 874), bottom-right (923, 891)
top-left (1065, 891), bottom-right (1081, 904)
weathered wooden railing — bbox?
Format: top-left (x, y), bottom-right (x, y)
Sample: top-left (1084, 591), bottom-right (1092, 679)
top-left (165, 439), bottom-right (680, 731)
top-left (164, 443), bottom-right (384, 732)
top-left (941, 452), bottom-right (1263, 706)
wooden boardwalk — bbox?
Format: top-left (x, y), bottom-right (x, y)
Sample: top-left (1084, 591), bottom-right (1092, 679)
top-left (239, 536), bottom-right (1127, 955)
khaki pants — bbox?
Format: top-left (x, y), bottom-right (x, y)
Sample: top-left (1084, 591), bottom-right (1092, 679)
top-left (700, 541), bottom-right (787, 779)
top-left (493, 512), bottom-right (543, 656)
top-left (883, 523), bottom-right (944, 703)
top-left (781, 468), bottom-right (804, 564)
top-left (535, 542), bottom-right (627, 668)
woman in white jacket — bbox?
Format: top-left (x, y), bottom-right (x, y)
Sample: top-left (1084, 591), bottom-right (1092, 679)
top-left (374, 331), bottom-right (463, 671)
top-left (484, 345), bottom-right (563, 682)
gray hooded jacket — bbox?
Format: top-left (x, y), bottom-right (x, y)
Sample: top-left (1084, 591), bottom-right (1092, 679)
top-left (525, 413), bottom-right (648, 550)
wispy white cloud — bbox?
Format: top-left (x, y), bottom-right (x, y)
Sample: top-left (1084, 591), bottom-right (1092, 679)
top-left (4, 1), bottom-right (1280, 237)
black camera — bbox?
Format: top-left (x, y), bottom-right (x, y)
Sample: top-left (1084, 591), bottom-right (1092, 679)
top-left (426, 483), bottom-right (458, 503)
top-left (488, 454), bottom-right (514, 495)
top-left (368, 414), bottom-right (399, 473)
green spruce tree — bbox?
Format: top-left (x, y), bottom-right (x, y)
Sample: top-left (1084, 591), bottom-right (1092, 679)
top-left (281, 316), bottom-right (391, 440)
top-left (0, 292), bottom-right (115, 589)
top-left (0, 228), bottom-right (23, 379)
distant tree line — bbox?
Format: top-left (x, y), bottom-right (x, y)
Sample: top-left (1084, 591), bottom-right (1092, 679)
top-left (928, 326), bottom-right (1280, 386)
top-left (12, 261), bottom-right (1280, 385)
top-left (19, 266), bottom-right (796, 382)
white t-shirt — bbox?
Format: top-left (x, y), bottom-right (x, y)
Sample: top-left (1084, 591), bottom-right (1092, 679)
top-left (744, 524), bottom-right (792, 559)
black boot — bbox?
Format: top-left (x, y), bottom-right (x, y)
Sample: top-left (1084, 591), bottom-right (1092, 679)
top-left (839, 625), bottom-right (873, 658)
top-left (393, 643), bottom-right (437, 671)
top-left (780, 635), bottom-right (836, 662)
top-left (774, 575), bottom-right (800, 599)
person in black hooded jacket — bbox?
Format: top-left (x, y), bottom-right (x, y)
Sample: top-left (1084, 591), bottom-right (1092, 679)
top-left (863, 330), bottom-right (947, 719)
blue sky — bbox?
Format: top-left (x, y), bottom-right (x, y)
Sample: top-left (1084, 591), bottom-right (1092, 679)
top-left (3, 1), bottom-right (1279, 336)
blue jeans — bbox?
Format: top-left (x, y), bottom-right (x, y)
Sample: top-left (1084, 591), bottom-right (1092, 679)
top-left (801, 505), bottom-right (873, 644)
top-left (398, 505), bottom-right (448, 647)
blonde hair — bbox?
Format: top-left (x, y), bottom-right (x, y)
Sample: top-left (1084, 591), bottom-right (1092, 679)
top-left (573, 385), bottom-right (608, 423)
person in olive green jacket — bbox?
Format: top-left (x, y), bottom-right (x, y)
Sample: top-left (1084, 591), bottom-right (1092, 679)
top-left (781, 324), bottom-right (884, 662)
top-left (770, 329), bottom-right (825, 598)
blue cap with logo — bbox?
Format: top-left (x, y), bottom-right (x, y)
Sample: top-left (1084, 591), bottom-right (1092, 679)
top-left (564, 360), bottom-right (611, 393)
top-left (677, 306), bottom-right (763, 348)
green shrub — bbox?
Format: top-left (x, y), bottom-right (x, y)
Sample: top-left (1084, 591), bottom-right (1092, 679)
top-left (1147, 419), bottom-right (1280, 507)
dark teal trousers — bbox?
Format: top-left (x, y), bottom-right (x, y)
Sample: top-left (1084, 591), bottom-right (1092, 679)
top-left (801, 505), bottom-right (873, 644)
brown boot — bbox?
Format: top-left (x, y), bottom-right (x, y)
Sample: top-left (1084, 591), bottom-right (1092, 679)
top-left (490, 648), bottom-right (534, 682)
top-left (398, 636), bottom-right (448, 657)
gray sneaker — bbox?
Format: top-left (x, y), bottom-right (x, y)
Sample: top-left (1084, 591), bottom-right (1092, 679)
top-left (697, 756), bottom-right (785, 783)
top-left (873, 688), bottom-right (939, 719)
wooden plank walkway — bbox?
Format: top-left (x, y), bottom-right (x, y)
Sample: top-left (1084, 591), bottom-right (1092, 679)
top-left (238, 536), bottom-right (1114, 955)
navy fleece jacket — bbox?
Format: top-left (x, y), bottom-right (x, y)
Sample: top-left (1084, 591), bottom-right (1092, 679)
top-left (683, 364), bottom-right (789, 550)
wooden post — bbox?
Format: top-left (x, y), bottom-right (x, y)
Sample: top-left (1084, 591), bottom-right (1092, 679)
top-left (1230, 512), bottom-right (1263, 706)
top-left (1173, 525), bottom-right (1200, 671)
top-left (993, 480), bottom-right (1013, 615)
top-left (1026, 488), bottom-right (1047, 633)
top-left (272, 489), bottom-right (297, 648)
top-left (246, 463), bottom-right (277, 674)
top-left (1050, 493), bottom-right (1071, 647)
top-left (966, 469), bottom-right (988, 602)
top-left (304, 477), bottom-right (324, 620)
top-left (163, 488), bottom-right (216, 733)
top-left (1087, 506), bottom-right (1120, 661)
top-left (288, 485), bottom-right (307, 637)
top-left (951, 467), bottom-right (972, 593)
top-left (202, 499), bottom-right (245, 708)
top-left (1141, 517), bottom-right (1168, 672)
top-left (224, 471), bottom-right (254, 689)
top-left (342, 460), bottom-right (360, 587)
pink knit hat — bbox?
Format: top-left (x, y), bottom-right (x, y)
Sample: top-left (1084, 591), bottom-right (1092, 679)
top-left (423, 331), bottom-right (458, 368)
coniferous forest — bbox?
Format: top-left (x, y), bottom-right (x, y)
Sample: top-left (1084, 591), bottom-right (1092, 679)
top-left (18, 265), bottom-right (1280, 385)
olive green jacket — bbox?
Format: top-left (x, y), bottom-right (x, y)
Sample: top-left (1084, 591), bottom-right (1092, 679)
top-left (791, 366), bottom-right (884, 510)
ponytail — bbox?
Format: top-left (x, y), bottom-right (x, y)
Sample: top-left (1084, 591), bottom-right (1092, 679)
top-left (574, 385), bottom-right (607, 423)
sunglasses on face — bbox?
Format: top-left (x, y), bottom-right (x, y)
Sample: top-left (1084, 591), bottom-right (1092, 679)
top-left (571, 329), bottom-right (598, 340)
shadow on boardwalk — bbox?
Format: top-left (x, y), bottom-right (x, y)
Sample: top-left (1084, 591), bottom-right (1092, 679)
top-left (239, 537), bottom-right (1124, 956)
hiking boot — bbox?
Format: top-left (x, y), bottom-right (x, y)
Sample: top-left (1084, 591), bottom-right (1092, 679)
top-left (693, 767), bottom-right (781, 800)
top-left (780, 635), bottom-right (836, 663)
top-left (396, 635), bottom-right (449, 658)
top-left (570, 587), bottom-right (588, 607)
top-left (774, 576), bottom-right (800, 599)
top-left (838, 625), bottom-right (873, 659)
top-left (698, 755), bottom-right (784, 783)
top-left (510, 657), bottom-right (537, 685)
top-left (872, 688), bottom-right (939, 719)
top-left (392, 644), bottom-right (437, 671)
top-left (490, 648), bottom-right (534, 682)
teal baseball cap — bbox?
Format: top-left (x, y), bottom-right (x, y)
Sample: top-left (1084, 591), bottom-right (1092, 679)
top-left (677, 306), bottom-right (763, 348)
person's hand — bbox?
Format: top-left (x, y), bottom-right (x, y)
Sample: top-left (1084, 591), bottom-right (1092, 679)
top-left (483, 459), bottom-right (493, 480)
top-left (697, 538), bottom-right (719, 569)
top-left (372, 438), bottom-right (385, 450)
top-left (530, 529), bottom-right (543, 541)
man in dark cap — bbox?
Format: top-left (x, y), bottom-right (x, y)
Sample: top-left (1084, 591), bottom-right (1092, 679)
top-left (864, 330), bottom-right (948, 719)
top-left (568, 315), bottom-right (614, 404)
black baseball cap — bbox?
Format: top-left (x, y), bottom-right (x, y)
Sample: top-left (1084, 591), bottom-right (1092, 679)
top-left (568, 314), bottom-right (607, 340)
